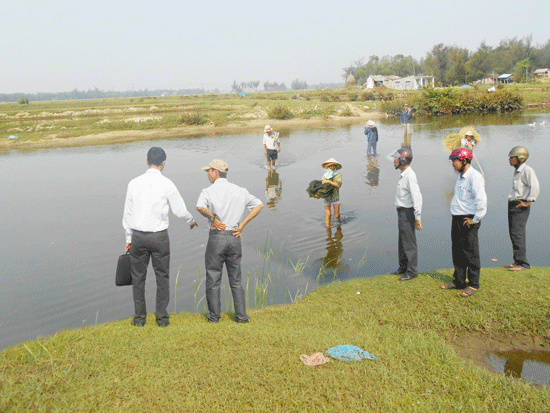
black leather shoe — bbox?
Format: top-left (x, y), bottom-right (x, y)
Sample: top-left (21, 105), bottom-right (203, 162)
top-left (391, 270), bottom-right (405, 275)
top-left (399, 274), bottom-right (418, 281)
top-left (131, 319), bottom-right (145, 327)
top-left (157, 320), bottom-right (169, 327)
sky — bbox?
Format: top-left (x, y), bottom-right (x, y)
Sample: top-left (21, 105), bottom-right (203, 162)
top-left (1, 0), bottom-right (549, 94)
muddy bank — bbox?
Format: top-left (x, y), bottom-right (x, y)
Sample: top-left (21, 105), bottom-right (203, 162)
top-left (0, 112), bottom-right (384, 152)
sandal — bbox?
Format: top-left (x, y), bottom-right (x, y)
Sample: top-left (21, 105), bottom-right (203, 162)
top-left (504, 264), bottom-right (518, 269)
top-left (509, 266), bottom-right (527, 271)
top-left (440, 283), bottom-right (457, 290)
top-left (460, 287), bottom-right (478, 297)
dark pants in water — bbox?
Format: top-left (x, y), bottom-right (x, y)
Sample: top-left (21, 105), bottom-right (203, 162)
top-left (451, 215), bottom-right (481, 289)
top-left (508, 200), bottom-right (531, 269)
top-left (130, 229), bottom-right (170, 323)
top-left (205, 230), bottom-right (248, 322)
top-left (397, 207), bottom-right (418, 276)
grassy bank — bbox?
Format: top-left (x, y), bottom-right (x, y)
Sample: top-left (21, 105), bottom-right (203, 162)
top-left (2, 82), bottom-right (547, 151)
top-left (1, 267), bottom-right (549, 412)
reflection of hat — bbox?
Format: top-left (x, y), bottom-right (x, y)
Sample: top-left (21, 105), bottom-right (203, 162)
top-left (322, 158), bottom-right (342, 170)
top-left (366, 120), bottom-right (375, 126)
top-left (201, 159), bottom-right (228, 173)
top-left (264, 125), bottom-right (272, 132)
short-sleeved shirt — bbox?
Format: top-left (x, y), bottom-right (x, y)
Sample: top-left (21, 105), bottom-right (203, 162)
top-left (325, 172), bottom-right (342, 202)
top-left (196, 178), bottom-right (263, 228)
top-left (263, 133), bottom-right (279, 150)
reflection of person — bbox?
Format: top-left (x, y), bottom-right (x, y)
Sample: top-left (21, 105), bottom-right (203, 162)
top-left (323, 226), bottom-right (344, 268)
top-left (320, 158), bottom-right (342, 227)
top-left (364, 120), bottom-right (379, 156)
top-left (441, 148), bottom-right (487, 297)
top-left (265, 169), bottom-right (283, 210)
top-left (263, 125), bottom-right (280, 169)
top-left (366, 156), bottom-right (380, 187)
top-left (389, 148), bottom-right (423, 281)
top-left (196, 159), bottom-right (263, 323)
top-left (123, 147), bottom-right (198, 327)
top-left (506, 146), bottom-right (539, 272)
top-left (400, 103), bottom-right (412, 138)
top-left (460, 131), bottom-right (476, 150)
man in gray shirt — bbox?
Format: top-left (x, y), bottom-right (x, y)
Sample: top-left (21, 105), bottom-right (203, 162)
top-left (506, 146), bottom-right (540, 271)
top-left (388, 148), bottom-right (423, 281)
top-left (196, 159), bottom-right (263, 323)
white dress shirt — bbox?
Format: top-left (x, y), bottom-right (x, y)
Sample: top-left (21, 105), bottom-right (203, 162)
top-left (196, 178), bottom-right (263, 228)
top-left (508, 163), bottom-right (540, 202)
top-left (123, 169), bottom-right (195, 243)
top-left (395, 166), bottom-right (423, 220)
top-left (450, 166), bottom-right (487, 223)
top-left (263, 133), bottom-right (279, 150)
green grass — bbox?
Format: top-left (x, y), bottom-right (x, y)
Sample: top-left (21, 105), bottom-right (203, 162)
top-left (1, 267), bottom-right (550, 412)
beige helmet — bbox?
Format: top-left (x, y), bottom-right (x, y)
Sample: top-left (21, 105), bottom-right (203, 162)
top-left (508, 146), bottom-right (529, 163)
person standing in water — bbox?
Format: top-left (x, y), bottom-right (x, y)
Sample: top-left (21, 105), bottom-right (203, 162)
top-left (321, 158), bottom-right (342, 227)
top-left (461, 131), bottom-right (476, 150)
top-left (364, 120), bottom-right (379, 157)
top-left (263, 125), bottom-right (280, 169)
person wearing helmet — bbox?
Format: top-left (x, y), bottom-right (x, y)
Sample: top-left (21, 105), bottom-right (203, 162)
top-left (441, 148), bottom-right (487, 297)
top-left (388, 147), bottom-right (423, 281)
top-left (263, 125), bottom-right (281, 169)
top-left (506, 146), bottom-right (540, 271)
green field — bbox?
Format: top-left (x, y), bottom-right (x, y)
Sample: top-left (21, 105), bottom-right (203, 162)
top-left (1, 267), bottom-right (549, 412)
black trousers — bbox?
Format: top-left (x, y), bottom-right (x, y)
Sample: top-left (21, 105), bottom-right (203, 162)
top-left (508, 201), bottom-right (531, 269)
top-left (451, 215), bottom-right (481, 289)
top-left (397, 207), bottom-right (418, 276)
top-left (205, 230), bottom-right (248, 322)
top-left (129, 229), bottom-right (170, 322)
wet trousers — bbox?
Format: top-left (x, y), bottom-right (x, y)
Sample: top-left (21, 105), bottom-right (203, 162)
top-left (205, 230), bottom-right (248, 322)
top-left (130, 229), bottom-right (170, 323)
top-left (508, 201), bottom-right (531, 269)
top-left (367, 141), bottom-right (377, 156)
top-left (451, 215), bottom-right (481, 289)
top-left (397, 207), bottom-right (418, 276)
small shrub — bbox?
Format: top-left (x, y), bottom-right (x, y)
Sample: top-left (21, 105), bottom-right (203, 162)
top-left (18, 98), bottom-right (29, 105)
top-left (340, 106), bottom-right (353, 116)
top-left (179, 112), bottom-right (208, 125)
top-left (268, 106), bottom-right (293, 120)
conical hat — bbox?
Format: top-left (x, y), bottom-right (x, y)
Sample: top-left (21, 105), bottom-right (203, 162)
top-left (322, 158), bottom-right (342, 170)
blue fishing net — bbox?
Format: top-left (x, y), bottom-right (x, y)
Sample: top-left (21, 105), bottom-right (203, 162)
top-left (326, 345), bottom-right (378, 362)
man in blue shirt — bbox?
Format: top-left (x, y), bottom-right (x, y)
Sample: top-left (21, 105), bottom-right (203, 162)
top-left (400, 103), bottom-right (413, 141)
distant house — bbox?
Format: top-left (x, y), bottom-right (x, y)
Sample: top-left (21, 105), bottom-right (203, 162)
top-left (534, 68), bottom-right (549, 77)
top-left (498, 74), bottom-right (514, 84)
top-left (392, 75), bottom-right (434, 90)
top-left (365, 75), bottom-right (399, 89)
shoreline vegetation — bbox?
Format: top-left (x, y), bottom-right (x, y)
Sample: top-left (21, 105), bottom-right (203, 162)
top-left (1, 83), bottom-right (549, 151)
top-left (1, 267), bottom-right (549, 411)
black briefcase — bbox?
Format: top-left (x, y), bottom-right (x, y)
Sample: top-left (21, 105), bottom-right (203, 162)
top-left (115, 252), bottom-right (132, 286)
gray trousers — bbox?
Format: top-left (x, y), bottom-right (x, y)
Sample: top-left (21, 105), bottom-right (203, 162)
top-left (508, 201), bottom-right (531, 268)
top-left (397, 207), bottom-right (418, 276)
top-left (205, 230), bottom-right (248, 322)
top-left (129, 229), bottom-right (170, 322)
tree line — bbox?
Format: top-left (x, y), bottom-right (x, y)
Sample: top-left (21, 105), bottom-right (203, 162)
top-left (0, 87), bottom-right (219, 103)
top-left (343, 36), bottom-right (550, 87)
top-left (231, 79), bottom-right (309, 93)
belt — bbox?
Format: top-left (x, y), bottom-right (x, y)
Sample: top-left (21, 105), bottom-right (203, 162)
top-left (396, 207), bottom-right (413, 211)
top-left (209, 229), bottom-right (235, 235)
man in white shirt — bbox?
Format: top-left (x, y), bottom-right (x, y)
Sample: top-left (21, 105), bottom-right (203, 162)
top-left (263, 125), bottom-right (280, 169)
top-left (506, 146), bottom-right (540, 271)
top-left (123, 147), bottom-right (197, 327)
top-left (389, 148), bottom-right (423, 281)
top-left (441, 148), bottom-right (487, 297)
top-left (196, 159), bottom-right (263, 323)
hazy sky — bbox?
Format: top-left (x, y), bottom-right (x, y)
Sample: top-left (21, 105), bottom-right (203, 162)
top-left (1, 0), bottom-right (549, 94)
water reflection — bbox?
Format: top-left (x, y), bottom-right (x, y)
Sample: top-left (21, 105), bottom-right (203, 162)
top-left (265, 169), bottom-right (283, 210)
top-left (485, 350), bottom-right (550, 386)
top-left (365, 156), bottom-right (380, 187)
top-left (312, 226), bottom-right (351, 283)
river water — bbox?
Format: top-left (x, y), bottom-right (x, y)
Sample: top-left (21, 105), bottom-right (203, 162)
top-left (1, 112), bottom-right (549, 350)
